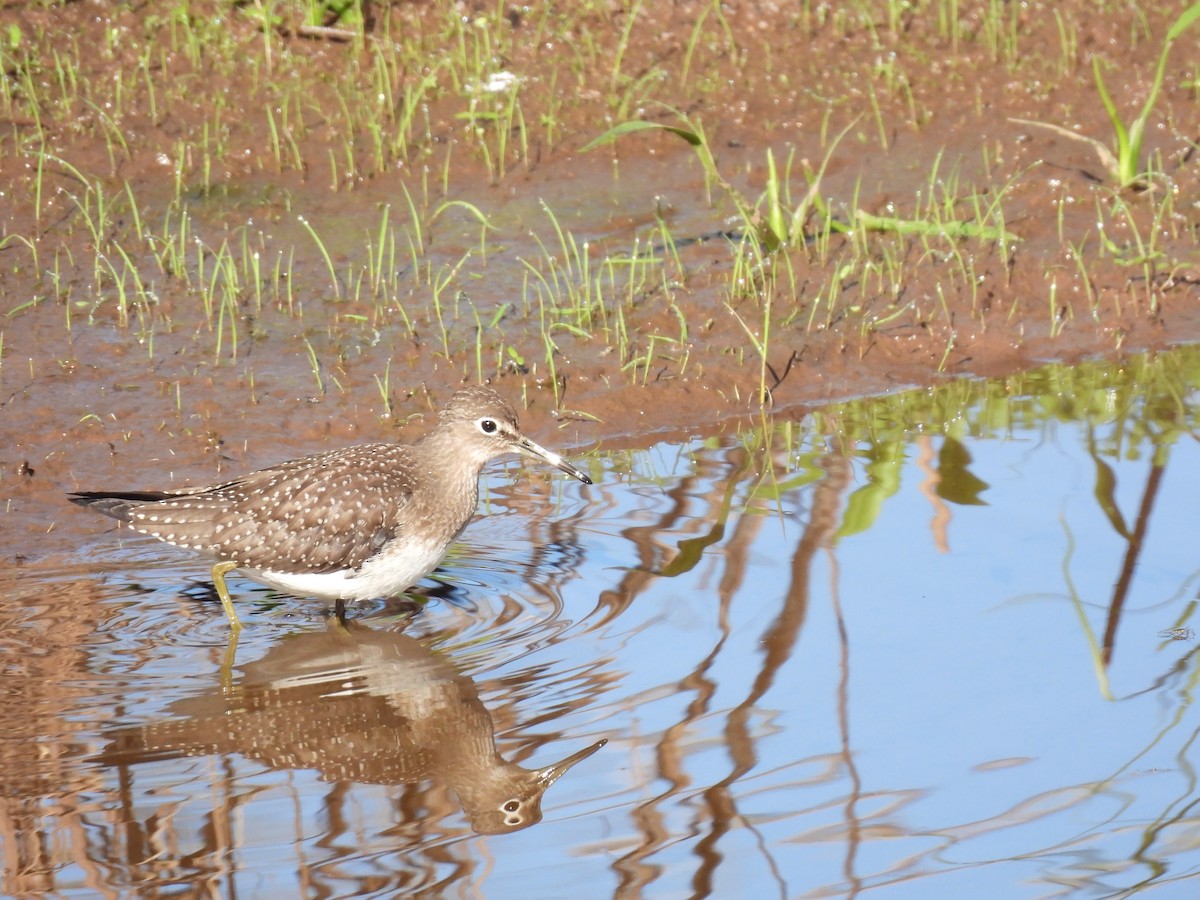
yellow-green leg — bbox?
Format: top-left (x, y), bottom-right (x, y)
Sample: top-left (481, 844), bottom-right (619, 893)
top-left (220, 627), bottom-right (240, 690)
top-left (210, 559), bottom-right (242, 631)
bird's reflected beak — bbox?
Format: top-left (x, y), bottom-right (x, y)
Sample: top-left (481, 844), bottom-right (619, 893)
top-left (535, 738), bottom-right (607, 786)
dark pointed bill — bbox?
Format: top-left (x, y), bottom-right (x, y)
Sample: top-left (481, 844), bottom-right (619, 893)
top-left (517, 436), bottom-right (593, 485)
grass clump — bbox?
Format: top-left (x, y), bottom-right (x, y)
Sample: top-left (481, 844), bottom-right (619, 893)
top-left (1012, 2), bottom-right (1200, 189)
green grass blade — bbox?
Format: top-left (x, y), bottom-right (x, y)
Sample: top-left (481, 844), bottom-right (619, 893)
top-left (581, 120), bottom-right (702, 152)
top-left (1166, 2), bottom-right (1200, 41)
top-left (854, 210), bottom-right (1017, 244)
top-left (1125, 3), bottom-right (1200, 186)
top-left (1090, 57), bottom-right (1130, 181)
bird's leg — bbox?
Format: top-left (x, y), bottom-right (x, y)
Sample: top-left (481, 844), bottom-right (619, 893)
top-left (220, 627), bottom-right (240, 691)
top-left (210, 560), bottom-right (242, 631)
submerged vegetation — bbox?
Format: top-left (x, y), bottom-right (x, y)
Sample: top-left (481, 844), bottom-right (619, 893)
top-left (0, 0), bottom-right (1197, 432)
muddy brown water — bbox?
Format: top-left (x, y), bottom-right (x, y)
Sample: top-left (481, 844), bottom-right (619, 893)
top-left (2, 3), bottom-right (1200, 896)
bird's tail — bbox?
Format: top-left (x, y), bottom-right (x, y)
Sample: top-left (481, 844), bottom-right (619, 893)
top-left (68, 491), bottom-right (174, 523)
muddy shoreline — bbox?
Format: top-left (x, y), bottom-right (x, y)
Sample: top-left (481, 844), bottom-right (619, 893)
top-left (2, 1), bottom-right (1199, 549)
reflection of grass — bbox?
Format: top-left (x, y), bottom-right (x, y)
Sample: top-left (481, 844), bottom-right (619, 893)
top-left (806, 346), bottom-right (1200, 538)
top-left (1060, 518), bottom-right (1114, 701)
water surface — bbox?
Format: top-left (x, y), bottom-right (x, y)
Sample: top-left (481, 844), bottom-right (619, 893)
top-left (3, 347), bottom-right (1200, 898)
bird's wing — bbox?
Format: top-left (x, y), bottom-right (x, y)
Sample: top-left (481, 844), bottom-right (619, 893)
top-left (130, 444), bottom-right (417, 573)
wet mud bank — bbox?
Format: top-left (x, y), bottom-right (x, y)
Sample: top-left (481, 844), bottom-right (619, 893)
top-left (2, 1), bottom-right (1198, 548)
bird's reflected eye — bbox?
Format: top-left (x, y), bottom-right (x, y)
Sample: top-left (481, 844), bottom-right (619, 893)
top-left (503, 800), bottom-right (520, 813)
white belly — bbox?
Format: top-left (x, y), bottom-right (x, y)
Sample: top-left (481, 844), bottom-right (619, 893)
top-left (240, 538), bottom-right (451, 601)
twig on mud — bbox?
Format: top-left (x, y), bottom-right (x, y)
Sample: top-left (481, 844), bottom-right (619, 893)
top-left (292, 24), bottom-right (359, 42)
top-left (1008, 117), bottom-right (1121, 183)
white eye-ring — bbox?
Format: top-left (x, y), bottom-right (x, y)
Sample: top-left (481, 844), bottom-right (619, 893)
top-left (478, 417), bottom-right (499, 434)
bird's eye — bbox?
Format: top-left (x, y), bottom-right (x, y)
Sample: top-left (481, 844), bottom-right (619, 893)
top-left (479, 418), bottom-right (498, 434)
top-left (503, 800), bottom-right (520, 813)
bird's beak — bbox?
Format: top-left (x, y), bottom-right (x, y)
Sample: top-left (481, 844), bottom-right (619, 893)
top-left (517, 436), bottom-right (593, 485)
top-left (535, 738), bottom-right (607, 786)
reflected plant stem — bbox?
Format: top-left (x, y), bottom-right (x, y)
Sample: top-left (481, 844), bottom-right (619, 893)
top-left (608, 436), bottom-right (853, 895)
top-left (1102, 457), bottom-right (1166, 666)
top-left (829, 548), bottom-right (864, 899)
top-left (610, 445), bottom-right (755, 895)
top-left (1062, 519), bottom-right (1114, 700)
top-left (1124, 723), bottom-right (1200, 891)
top-left (915, 435), bottom-right (951, 554)
top-left (693, 448), bottom-right (852, 896)
top-left (692, 451), bottom-right (783, 896)
top-left (819, 453), bottom-right (864, 897)
top-left (591, 450), bottom-right (744, 627)
top-left (1090, 662), bottom-right (1200, 884)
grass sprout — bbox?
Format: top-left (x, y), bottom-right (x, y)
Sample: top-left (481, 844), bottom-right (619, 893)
top-left (1011, 3), bottom-right (1200, 189)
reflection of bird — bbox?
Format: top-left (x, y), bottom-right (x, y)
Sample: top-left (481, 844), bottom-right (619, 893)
top-left (69, 386), bottom-right (592, 629)
top-left (96, 618), bottom-right (607, 834)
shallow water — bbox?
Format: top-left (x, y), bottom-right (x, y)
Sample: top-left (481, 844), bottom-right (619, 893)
top-left (4, 348), bottom-right (1200, 898)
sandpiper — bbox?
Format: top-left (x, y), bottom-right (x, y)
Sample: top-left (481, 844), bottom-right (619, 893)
top-left (69, 386), bottom-right (592, 630)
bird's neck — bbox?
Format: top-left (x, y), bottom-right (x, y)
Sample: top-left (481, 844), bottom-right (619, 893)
top-left (410, 431), bottom-right (485, 525)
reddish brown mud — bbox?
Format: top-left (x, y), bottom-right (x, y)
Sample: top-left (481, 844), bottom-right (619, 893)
top-left (1, 1), bottom-right (1198, 555)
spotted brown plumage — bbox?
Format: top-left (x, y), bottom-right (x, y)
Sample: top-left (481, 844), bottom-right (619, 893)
top-left (103, 445), bottom-right (419, 573)
top-left (95, 617), bottom-right (608, 834)
top-left (69, 386), bottom-right (593, 630)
